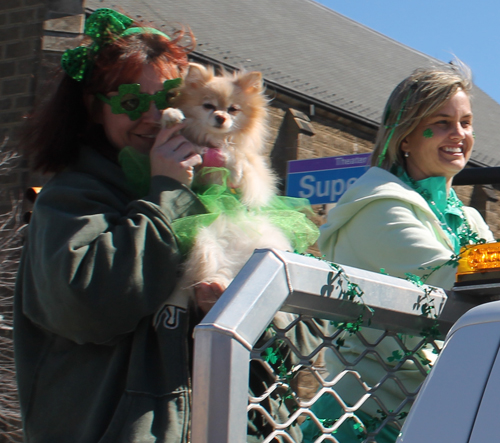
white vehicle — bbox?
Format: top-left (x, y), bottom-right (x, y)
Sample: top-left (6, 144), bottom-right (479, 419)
top-left (397, 265), bottom-right (500, 443)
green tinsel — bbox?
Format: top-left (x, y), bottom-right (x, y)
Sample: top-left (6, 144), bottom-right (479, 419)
top-left (172, 167), bottom-right (320, 255)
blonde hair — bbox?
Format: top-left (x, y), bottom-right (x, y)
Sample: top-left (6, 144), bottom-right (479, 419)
top-left (371, 62), bottom-right (473, 170)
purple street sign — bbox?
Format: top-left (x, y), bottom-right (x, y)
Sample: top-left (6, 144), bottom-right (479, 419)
top-left (286, 153), bottom-right (371, 204)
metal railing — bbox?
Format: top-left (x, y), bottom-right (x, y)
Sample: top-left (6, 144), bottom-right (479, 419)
top-left (191, 249), bottom-right (482, 443)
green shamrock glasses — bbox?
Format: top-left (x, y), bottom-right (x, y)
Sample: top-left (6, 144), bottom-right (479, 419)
top-left (96, 78), bottom-right (182, 121)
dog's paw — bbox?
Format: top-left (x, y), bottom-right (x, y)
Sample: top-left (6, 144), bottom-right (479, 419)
top-left (161, 108), bottom-right (185, 128)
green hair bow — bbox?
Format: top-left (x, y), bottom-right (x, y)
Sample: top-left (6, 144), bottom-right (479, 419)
top-left (61, 8), bottom-right (169, 82)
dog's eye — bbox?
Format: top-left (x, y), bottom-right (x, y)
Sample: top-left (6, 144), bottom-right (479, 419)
top-left (203, 103), bottom-right (216, 111)
top-left (228, 105), bottom-right (241, 114)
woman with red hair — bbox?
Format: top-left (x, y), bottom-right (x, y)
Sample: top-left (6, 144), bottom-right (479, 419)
top-left (15, 9), bottom-right (210, 442)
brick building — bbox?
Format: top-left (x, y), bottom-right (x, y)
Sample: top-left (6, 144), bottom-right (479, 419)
top-left (0, 1), bottom-right (84, 440)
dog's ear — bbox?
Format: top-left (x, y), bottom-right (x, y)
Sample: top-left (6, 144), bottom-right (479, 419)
top-left (183, 63), bottom-right (212, 88)
top-left (234, 71), bottom-right (263, 93)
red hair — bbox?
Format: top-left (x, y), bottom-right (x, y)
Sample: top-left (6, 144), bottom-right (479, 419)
top-left (20, 17), bottom-right (195, 173)
top-left (85, 28), bottom-right (194, 95)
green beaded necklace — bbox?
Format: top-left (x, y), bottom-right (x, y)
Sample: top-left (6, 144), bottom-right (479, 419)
top-left (403, 172), bottom-right (485, 252)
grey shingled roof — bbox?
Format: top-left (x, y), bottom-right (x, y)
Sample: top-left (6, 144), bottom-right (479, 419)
top-left (86, 0), bottom-right (500, 167)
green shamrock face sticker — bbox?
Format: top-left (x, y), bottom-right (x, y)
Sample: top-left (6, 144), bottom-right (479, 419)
top-left (423, 128), bottom-right (434, 138)
top-left (96, 77), bottom-right (182, 121)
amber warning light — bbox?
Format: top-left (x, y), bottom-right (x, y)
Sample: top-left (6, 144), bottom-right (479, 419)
top-left (457, 242), bottom-right (500, 283)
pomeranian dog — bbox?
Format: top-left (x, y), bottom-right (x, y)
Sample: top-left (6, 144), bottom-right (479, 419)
top-left (159, 63), bottom-right (296, 313)
top-left (163, 63), bottom-right (278, 208)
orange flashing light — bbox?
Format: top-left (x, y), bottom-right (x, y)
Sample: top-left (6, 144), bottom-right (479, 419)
top-left (457, 242), bottom-right (500, 281)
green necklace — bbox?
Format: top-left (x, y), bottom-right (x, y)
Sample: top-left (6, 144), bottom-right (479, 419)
top-left (405, 175), bottom-right (484, 252)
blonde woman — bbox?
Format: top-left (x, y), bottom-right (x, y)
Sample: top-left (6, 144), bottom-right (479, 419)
top-left (303, 64), bottom-right (494, 443)
top-left (319, 63), bottom-right (493, 289)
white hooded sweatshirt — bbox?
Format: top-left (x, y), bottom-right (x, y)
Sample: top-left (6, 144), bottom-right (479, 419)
top-left (316, 166), bottom-right (493, 419)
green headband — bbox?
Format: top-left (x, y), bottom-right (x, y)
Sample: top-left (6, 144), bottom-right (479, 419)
top-left (61, 8), bottom-right (170, 82)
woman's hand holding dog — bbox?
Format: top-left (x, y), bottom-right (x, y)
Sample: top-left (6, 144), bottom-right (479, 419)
top-left (150, 123), bottom-right (202, 186)
top-left (194, 282), bottom-right (226, 314)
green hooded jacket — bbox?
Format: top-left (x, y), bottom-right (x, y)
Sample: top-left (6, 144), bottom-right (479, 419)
top-left (14, 145), bottom-right (206, 443)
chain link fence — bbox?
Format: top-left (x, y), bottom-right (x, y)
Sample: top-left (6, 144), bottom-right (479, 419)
top-left (248, 315), bottom-right (442, 442)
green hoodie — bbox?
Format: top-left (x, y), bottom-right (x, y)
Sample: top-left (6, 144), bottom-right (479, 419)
top-left (14, 145), bottom-right (206, 443)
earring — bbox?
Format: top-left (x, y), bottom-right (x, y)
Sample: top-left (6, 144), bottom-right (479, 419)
top-left (404, 151), bottom-right (409, 158)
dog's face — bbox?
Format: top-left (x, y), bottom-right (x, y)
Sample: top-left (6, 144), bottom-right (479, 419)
top-left (197, 93), bottom-right (242, 135)
top-left (171, 64), bottom-right (267, 146)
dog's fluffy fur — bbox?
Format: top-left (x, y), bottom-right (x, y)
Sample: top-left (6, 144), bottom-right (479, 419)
top-left (162, 63), bottom-right (292, 294)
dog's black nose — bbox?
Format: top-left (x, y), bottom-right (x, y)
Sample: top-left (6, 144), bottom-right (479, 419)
top-left (215, 115), bottom-right (226, 125)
